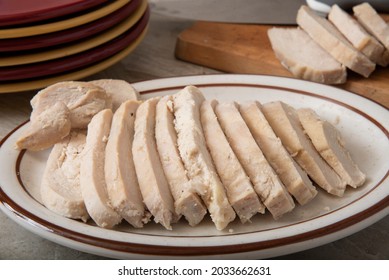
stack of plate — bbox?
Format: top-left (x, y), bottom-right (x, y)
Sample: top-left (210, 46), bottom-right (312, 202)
top-left (0, 0), bottom-right (149, 93)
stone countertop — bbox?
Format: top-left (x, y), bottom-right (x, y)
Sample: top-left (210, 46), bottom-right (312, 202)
top-left (0, 9), bottom-right (388, 260)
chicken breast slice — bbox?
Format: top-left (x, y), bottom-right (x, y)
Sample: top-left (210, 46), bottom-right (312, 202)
top-left (297, 108), bottom-right (366, 188)
top-left (353, 3), bottom-right (389, 52)
top-left (41, 131), bottom-right (89, 222)
top-left (132, 97), bottom-right (179, 230)
top-left (15, 101), bottom-right (71, 151)
top-left (90, 79), bottom-right (139, 112)
top-left (297, 5), bottom-right (375, 78)
top-left (329, 4), bottom-right (387, 67)
top-left (268, 27), bottom-right (347, 84)
top-left (239, 101), bottom-right (317, 206)
top-left (200, 99), bottom-right (265, 222)
top-left (261, 101), bottom-right (346, 197)
top-left (105, 100), bottom-right (151, 228)
top-left (80, 109), bottom-right (122, 228)
top-left (173, 86), bottom-right (236, 230)
top-left (31, 81), bottom-right (111, 129)
top-left (215, 102), bottom-right (295, 219)
top-left (155, 95), bottom-right (207, 226)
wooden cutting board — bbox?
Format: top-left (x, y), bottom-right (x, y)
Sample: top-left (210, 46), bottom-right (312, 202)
top-left (175, 18), bottom-right (389, 108)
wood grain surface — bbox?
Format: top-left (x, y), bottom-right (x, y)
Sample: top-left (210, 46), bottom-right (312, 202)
top-left (176, 15), bottom-right (389, 108)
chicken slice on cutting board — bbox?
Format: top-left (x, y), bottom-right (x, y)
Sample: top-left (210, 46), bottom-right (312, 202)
top-left (328, 4), bottom-right (388, 67)
top-left (41, 131), bottom-right (89, 222)
top-left (15, 102), bottom-right (71, 151)
top-left (80, 109), bottom-right (122, 228)
top-left (239, 101), bottom-right (317, 206)
top-left (173, 86), bottom-right (236, 230)
top-left (155, 95), bottom-right (207, 226)
top-left (105, 100), bottom-right (150, 228)
top-left (297, 108), bottom-right (366, 188)
top-left (200, 99), bottom-right (264, 222)
top-left (267, 27), bottom-right (347, 84)
top-left (90, 79), bottom-right (139, 112)
top-left (31, 81), bottom-right (111, 129)
top-left (132, 97), bottom-right (180, 230)
top-left (297, 5), bottom-right (375, 78)
top-left (353, 3), bottom-right (389, 52)
top-left (261, 101), bottom-right (346, 197)
top-left (215, 102), bottom-right (295, 219)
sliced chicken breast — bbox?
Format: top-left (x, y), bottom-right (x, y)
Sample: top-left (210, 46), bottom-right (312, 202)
top-left (200, 99), bottom-right (265, 223)
top-left (105, 100), bottom-right (150, 228)
top-left (297, 5), bottom-right (375, 77)
top-left (31, 81), bottom-right (111, 129)
top-left (132, 97), bottom-right (179, 230)
top-left (173, 86), bottom-right (236, 230)
top-left (353, 3), bottom-right (389, 51)
top-left (15, 102), bottom-right (71, 151)
top-left (329, 4), bottom-right (387, 66)
top-left (261, 101), bottom-right (346, 196)
top-left (155, 95), bottom-right (207, 226)
top-left (239, 101), bottom-right (317, 205)
top-left (268, 27), bottom-right (347, 84)
top-left (90, 79), bottom-right (139, 112)
top-left (297, 108), bottom-right (366, 188)
top-left (215, 102), bottom-right (295, 219)
top-left (80, 109), bottom-right (122, 228)
top-left (41, 131), bottom-right (89, 222)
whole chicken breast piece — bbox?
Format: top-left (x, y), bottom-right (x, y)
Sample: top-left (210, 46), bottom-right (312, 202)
top-left (173, 86), bottom-right (236, 230)
top-left (200, 99), bottom-right (265, 223)
top-left (155, 95), bottom-right (207, 226)
top-left (15, 101), bottom-right (71, 151)
top-left (80, 109), bottom-right (122, 228)
top-left (105, 100), bottom-right (151, 228)
top-left (215, 102), bottom-right (295, 219)
top-left (239, 101), bottom-right (317, 206)
top-left (132, 97), bottom-right (179, 230)
top-left (297, 108), bottom-right (366, 188)
top-left (31, 81), bottom-right (111, 129)
top-left (261, 101), bottom-right (346, 197)
top-left (41, 131), bottom-right (89, 222)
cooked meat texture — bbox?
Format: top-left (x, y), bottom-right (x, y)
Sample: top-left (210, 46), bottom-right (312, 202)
top-left (30, 81), bottom-right (111, 129)
top-left (90, 79), bottom-right (139, 112)
top-left (329, 4), bottom-right (387, 66)
top-left (262, 101), bottom-right (346, 197)
top-left (173, 86), bottom-right (236, 230)
top-left (297, 5), bottom-right (375, 77)
top-left (215, 102), bottom-right (295, 219)
top-left (268, 27), bottom-right (347, 84)
top-left (297, 108), bottom-right (366, 188)
top-left (239, 101), bottom-right (317, 205)
top-left (15, 101), bottom-right (71, 151)
top-left (353, 3), bottom-right (389, 51)
top-left (200, 99), bottom-right (264, 223)
top-left (80, 109), bottom-right (122, 228)
top-left (105, 100), bottom-right (151, 228)
top-left (155, 95), bottom-right (207, 226)
top-left (132, 97), bottom-right (179, 230)
top-left (41, 131), bottom-right (89, 222)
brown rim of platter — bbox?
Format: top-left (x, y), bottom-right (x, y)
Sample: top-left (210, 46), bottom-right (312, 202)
top-left (0, 81), bottom-right (388, 257)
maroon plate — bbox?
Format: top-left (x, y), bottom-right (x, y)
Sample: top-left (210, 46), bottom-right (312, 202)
top-left (0, 7), bottom-right (149, 81)
top-left (0, 0), bottom-right (110, 27)
top-left (0, 0), bottom-right (141, 52)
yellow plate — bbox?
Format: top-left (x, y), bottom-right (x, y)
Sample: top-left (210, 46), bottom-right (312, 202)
top-left (0, 0), bottom-right (131, 39)
top-left (0, 25), bottom-right (148, 94)
top-left (0, 0), bottom-right (148, 66)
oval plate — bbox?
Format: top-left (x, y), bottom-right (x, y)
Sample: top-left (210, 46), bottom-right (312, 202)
top-left (0, 74), bottom-right (388, 259)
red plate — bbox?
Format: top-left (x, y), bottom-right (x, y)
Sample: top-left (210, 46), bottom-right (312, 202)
top-left (0, 0), bottom-right (109, 27)
top-left (0, 7), bottom-right (149, 81)
top-left (0, 0), bottom-right (141, 52)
